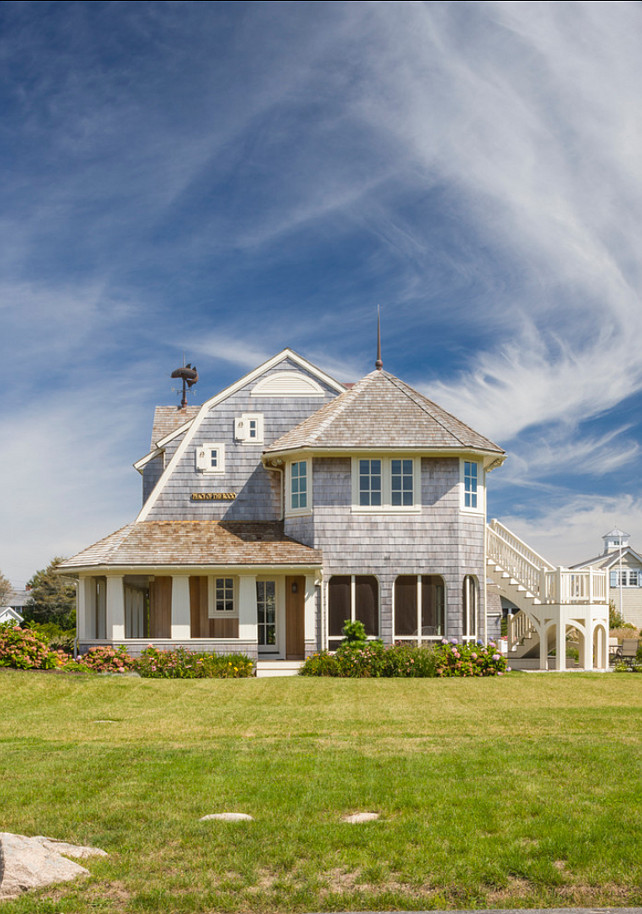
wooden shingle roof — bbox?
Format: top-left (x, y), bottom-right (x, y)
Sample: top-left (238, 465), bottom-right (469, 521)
top-left (151, 406), bottom-right (200, 448)
top-left (265, 370), bottom-right (504, 455)
top-left (59, 521), bottom-right (322, 569)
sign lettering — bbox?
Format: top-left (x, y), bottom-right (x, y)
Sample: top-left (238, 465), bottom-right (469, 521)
top-left (191, 492), bottom-right (237, 501)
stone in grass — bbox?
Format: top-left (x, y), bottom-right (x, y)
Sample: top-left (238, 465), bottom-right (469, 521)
top-left (0, 833), bottom-right (107, 900)
top-left (341, 812), bottom-right (380, 823)
top-left (200, 813), bottom-right (254, 822)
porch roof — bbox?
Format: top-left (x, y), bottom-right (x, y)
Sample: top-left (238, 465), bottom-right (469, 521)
top-left (59, 521), bottom-right (322, 569)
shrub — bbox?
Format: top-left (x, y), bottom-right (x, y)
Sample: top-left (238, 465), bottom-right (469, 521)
top-left (609, 600), bottom-right (626, 631)
top-left (341, 619), bottom-right (369, 649)
top-left (134, 646), bottom-right (254, 679)
top-left (79, 645), bottom-right (136, 673)
top-left (432, 639), bottom-right (509, 677)
top-left (0, 624), bottom-right (62, 670)
top-left (299, 641), bottom-right (504, 678)
top-left (299, 651), bottom-right (340, 677)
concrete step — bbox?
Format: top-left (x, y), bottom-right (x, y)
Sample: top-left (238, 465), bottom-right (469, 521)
top-left (256, 660), bottom-right (304, 678)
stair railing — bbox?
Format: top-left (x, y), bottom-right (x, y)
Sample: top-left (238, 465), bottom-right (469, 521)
top-left (507, 610), bottom-right (536, 652)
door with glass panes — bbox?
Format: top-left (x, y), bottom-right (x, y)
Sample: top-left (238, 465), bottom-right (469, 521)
top-left (256, 579), bottom-right (278, 654)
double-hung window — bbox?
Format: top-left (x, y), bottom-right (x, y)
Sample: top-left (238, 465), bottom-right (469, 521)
top-left (610, 569), bottom-right (641, 587)
top-left (287, 460), bottom-right (310, 514)
top-left (461, 459), bottom-right (484, 513)
top-left (353, 457), bottom-right (418, 512)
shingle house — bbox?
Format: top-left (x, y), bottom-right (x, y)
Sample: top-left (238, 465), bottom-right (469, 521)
top-left (60, 348), bottom-right (507, 665)
top-left (572, 529), bottom-right (642, 629)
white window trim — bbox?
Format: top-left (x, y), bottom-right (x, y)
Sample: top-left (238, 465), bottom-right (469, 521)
top-left (460, 459), bottom-right (485, 514)
top-left (208, 576), bottom-right (238, 618)
top-left (286, 459), bottom-right (312, 516)
top-left (610, 569), bottom-right (642, 588)
top-left (351, 457), bottom-right (421, 514)
top-left (196, 442), bottom-right (225, 474)
top-left (235, 413), bottom-right (264, 444)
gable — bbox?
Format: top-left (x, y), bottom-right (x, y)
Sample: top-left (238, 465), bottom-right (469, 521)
top-left (137, 350), bottom-right (344, 522)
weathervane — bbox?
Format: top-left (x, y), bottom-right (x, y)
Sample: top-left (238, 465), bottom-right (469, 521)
top-left (171, 358), bottom-right (199, 408)
top-left (375, 305), bottom-right (383, 370)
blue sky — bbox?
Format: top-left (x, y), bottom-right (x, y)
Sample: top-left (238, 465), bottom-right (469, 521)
top-left (2, 0), bottom-right (642, 586)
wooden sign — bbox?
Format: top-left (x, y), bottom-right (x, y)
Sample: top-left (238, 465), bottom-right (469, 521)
top-left (191, 492), bottom-right (237, 501)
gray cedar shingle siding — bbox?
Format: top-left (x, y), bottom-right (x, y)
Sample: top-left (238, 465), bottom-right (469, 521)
top-left (284, 456), bottom-right (486, 643)
top-left (144, 360), bottom-right (339, 522)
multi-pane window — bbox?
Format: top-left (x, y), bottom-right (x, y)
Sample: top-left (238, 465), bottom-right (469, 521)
top-left (328, 575), bottom-right (379, 650)
top-left (215, 578), bottom-right (234, 613)
top-left (394, 575), bottom-right (445, 642)
top-left (359, 459), bottom-right (382, 506)
top-left (354, 458), bottom-right (417, 510)
top-left (290, 461), bottom-right (308, 510)
top-left (610, 570), bottom-right (641, 587)
top-left (391, 459), bottom-right (414, 506)
top-left (464, 461), bottom-right (478, 508)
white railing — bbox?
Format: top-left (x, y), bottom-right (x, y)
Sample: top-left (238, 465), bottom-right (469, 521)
top-left (487, 520), bottom-right (606, 606)
top-left (507, 610), bottom-right (535, 651)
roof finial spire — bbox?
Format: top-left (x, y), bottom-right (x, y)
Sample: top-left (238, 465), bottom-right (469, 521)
top-left (375, 305), bottom-right (383, 370)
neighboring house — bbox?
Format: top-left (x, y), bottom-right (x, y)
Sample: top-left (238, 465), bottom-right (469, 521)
top-left (0, 606), bottom-right (23, 625)
top-left (0, 590), bottom-right (29, 625)
top-left (59, 348), bottom-right (508, 662)
top-left (572, 529), bottom-right (642, 629)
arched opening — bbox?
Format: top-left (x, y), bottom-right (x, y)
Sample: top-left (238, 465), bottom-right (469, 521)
top-left (462, 575), bottom-right (478, 641)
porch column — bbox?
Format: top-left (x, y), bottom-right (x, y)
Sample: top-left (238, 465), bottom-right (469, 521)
top-left (77, 577), bottom-right (90, 640)
top-left (555, 612), bottom-right (567, 672)
top-left (106, 576), bottom-right (125, 640)
top-left (538, 622), bottom-right (548, 671)
top-left (581, 624), bottom-right (593, 671)
top-left (238, 575), bottom-right (257, 641)
top-left (171, 575), bottom-right (191, 639)
top-left (304, 575), bottom-right (317, 648)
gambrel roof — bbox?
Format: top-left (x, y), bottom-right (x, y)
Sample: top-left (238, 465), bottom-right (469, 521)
top-left (59, 521), bottom-right (322, 570)
top-left (264, 369), bottom-right (504, 456)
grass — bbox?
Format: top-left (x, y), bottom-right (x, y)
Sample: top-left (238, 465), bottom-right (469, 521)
top-left (0, 670), bottom-right (640, 912)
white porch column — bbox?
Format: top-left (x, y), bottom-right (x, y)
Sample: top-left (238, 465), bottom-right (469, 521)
top-left (77, 577), bottom-right (91, 640)
top-left (106, 576), bottom-right (125, 640)
top-left (238, 575), bottom-right (257, 641)
top-left (304, 575), bottom-right (317, 647)
top-left (555, 611), bottom-right (567, 672)
top-left (539, 623), bottom-right (548, 671)
top-left (581, 625), bottom-right (593, 671)
top-left (171, 575), bottom-right (191, 639)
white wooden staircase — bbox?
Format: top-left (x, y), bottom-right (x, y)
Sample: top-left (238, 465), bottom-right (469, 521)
top-left (487, 519), bottom-right (609, 671)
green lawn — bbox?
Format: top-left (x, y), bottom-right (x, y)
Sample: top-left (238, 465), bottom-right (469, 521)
top-left (0, 670), bottom-right (640, 913)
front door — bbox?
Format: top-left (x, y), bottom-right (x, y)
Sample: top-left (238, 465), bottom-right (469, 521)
top-left (286, 576), bottom-right (305, 660)
top-left (257, 580), bottom-right (278, 654)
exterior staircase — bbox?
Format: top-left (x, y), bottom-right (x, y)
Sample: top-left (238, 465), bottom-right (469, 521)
top-left (486, 519), bottom-right (609, 671)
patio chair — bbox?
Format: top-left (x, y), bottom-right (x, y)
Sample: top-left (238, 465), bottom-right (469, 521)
top-left (619, 639), bottom-right (640, 667)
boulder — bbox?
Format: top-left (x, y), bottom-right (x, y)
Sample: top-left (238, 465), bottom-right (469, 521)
top-left (0, 833), bottom-right (107, 899)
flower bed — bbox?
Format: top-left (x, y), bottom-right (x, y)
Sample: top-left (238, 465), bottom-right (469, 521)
top-left (300, 639), bottom-right (509, 678)
top-left (0, 626), bottom-right (254, 678)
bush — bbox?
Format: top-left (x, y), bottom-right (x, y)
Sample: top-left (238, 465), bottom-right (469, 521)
top-left (79, 645), bottom-right (137, 673)
top-left (0, 624), bottom-right (62, 670)
top-left (300, 640), bottom-right (505, 678)
top-left (432, 639), bottom-right (509, 677)
top-left (135, 646), bottom-right (254, 679)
